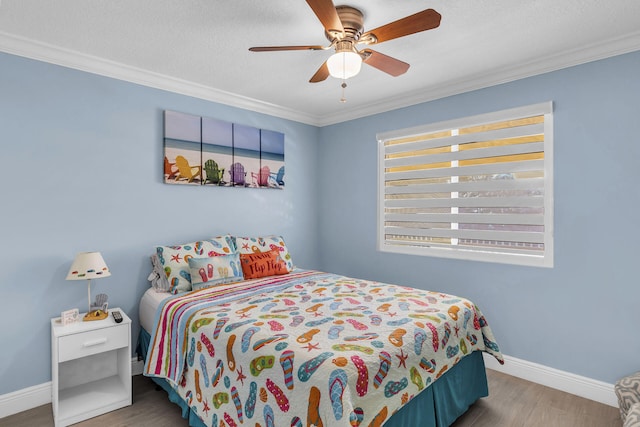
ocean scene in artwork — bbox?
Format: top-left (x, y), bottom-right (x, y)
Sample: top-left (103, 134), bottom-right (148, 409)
top-left (232, 124), bottom-right (260, 187)
top-left (163, 110), bottom-right (285, 189)
top-left (261, 129), bottom-right (285, 189)
top-left (202, 117), bottom-right (232, 186)
top-left (164, 111), bottom-right (202, 185)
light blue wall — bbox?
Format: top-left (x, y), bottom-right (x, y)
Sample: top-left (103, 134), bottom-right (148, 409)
top-left (0, 52), bottom-right (320, 395)
top-left (2, 48), bottom-right (639, 397)
top-left (317, 50), bottom-right (640, 385)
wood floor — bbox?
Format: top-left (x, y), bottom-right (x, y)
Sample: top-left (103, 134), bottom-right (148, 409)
top-left (0, 369), bottom-right (621, 427)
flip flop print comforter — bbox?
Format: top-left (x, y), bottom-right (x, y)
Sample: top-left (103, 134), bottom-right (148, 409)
top-left (145, 270), bottom-right (503, 427)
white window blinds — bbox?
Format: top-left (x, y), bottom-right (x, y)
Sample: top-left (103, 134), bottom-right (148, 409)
top-left (377, 102), bottom-right (553, 267)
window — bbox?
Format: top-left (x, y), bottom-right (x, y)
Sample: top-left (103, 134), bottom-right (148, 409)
top-left (377, 102), bottom-right (553, 267)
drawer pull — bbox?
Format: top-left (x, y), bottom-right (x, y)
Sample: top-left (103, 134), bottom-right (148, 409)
top-left (82, 338), bottom-right (108, 347)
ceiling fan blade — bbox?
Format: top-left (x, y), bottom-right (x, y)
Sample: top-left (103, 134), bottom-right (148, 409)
top-left (249, 45), bottom-right (326, 52)
top-left (361, 9), bottom-right (441, 44)
top-left (306, 0), bottom-right (344, 37)
top-left (309, 61), bottom-right (330, 83)
top-left (361, 49), bottom-right (410, 77)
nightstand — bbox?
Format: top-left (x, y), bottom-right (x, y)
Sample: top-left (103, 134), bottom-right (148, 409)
top-left (51, 308), bottom-right (132, 426)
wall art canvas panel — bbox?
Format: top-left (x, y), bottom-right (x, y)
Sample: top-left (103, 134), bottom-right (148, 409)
top-left (164, 110), bottom-right (202, 185)
top-left (202, 117), bottom-right (232, 186)
top-left (163, 110), bottom-right (284, 189)
top-left (260, 129), bottom-right (285, 189)
top-left (231, 124), bottom-right (260, 187)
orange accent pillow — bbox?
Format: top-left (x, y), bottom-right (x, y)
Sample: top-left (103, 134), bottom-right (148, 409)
top-left (239, 249), bottom-right (289, 279)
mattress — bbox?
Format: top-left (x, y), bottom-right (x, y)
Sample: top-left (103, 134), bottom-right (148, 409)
top-left (139, 287), bottom-right (170, 333)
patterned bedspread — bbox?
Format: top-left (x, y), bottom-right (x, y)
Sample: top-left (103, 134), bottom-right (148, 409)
top-left (145, 270), bottom-right (503, 427)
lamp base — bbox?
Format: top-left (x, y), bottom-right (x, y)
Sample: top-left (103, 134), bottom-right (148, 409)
top-left (83, 309), bottom-right (108, 321)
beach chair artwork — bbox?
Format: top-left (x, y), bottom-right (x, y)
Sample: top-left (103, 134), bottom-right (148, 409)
top-left (231, 123), bottom-right (260, 187)
top-left (175, 155), bottom-right (202, 183)
top-left (229, 162), bottom-right (247, 187)
top-left (163, 110), bottom-right (202, 185)
top-left (251, 166), bottom-right (270, 187)
top-left (163, 110), bottom-right (284, 189)
top-left (260, 129), bottom-right (285, 189)
top-left (202, 116), bottom-right (233, 187)
top-left (164, 156), bottom-right (178, 181)
top-left (204, 159), bottom-right (225, 186)
top-left (271, 166), bottom-right (285, 187)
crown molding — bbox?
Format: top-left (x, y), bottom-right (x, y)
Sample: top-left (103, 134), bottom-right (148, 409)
top-left (2, 30), bottom-right (639, 128)
top-left (316, 30), bottom-right (640, 126)
top-left (0, 31), bottom-right (321, 126)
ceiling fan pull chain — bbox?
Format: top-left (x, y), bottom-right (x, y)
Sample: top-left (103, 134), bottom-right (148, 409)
top-left (340, 81), bottom-right (347, 103)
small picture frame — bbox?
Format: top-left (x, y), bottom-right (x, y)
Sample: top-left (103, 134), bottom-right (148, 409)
top-left (61, 308), bottom-right (80, 326)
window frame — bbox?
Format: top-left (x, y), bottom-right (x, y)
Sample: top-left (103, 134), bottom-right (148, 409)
top-left (377, 102), bottom-right (554, 268)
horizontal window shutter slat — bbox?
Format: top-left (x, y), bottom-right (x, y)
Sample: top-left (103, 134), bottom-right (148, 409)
top-left (384, 213), bottom-right (544, 226)
top-left (384, 196), bottom-right (544, 209)
top-left (383, 238), bottom-right (543, 256)
top-left (385, 141), bottom-right (544, 169)
top-left (384, 226), bottom-right (545, 244)
top-left (385, 177), bottom-right (544, 195)
top-left (385, 160), bottom-right (544, 181)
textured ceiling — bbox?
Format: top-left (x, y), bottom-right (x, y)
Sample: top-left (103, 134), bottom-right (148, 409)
top-left (1, 0), bottom-right (640, 125)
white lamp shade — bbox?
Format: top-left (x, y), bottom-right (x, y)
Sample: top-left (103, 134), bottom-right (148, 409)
top-left (66, 252), bottom-right (111, 281)
top-left (327, 51), bottom-right (362, 80)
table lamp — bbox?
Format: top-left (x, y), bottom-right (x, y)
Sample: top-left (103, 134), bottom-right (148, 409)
top-left (66, 251), bottom-right (111, 321)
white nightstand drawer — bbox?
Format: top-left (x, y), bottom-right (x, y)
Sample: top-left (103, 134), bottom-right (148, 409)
top-left (58, 324), bottom-right (128, 362)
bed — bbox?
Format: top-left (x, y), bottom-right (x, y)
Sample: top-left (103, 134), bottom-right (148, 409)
top-left (138, 236), bottom-right (503, 427)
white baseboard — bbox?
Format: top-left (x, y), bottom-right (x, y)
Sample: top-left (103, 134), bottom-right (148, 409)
top-left (0, 381), bottom-right (51, 419)
top-left (0, 358), bottom-right (144, 419)
top-left (483, 353), bottom-right (618, 407)
top-left (0, 354), bottom-right (618, 419)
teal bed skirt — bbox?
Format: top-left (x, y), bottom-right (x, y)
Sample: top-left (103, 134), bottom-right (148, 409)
top-left (137, 329), bottom-right (487, 427)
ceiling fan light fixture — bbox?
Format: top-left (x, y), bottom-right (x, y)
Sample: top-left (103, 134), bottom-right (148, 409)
top-left (327, 41), bottom-right (362, 80)
top-left (249, 3), bottom-right (442, 84)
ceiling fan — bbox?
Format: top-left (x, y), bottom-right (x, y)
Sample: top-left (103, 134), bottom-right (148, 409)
top-left (248, 0), bottom-right (441, 83)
